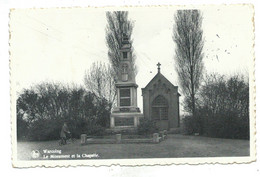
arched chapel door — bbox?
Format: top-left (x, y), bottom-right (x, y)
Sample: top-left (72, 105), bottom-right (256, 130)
top-left (152, 95), bottom-right (169, 121)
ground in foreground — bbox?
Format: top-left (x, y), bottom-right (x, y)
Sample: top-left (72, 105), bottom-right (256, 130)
top-left (17, 134), bottom-right (249, 160)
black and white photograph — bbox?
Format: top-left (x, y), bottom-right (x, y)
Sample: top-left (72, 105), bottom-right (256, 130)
top-left (9, 5), bottom-right (255, 167)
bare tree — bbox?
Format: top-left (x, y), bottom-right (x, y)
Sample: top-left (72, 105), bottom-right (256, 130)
top-left (106, 11), bottom-right (137, 77)
top-left (84, 62), bottom-right (116, 110)
top-left (197, 73), bottom-right (249, 139)
top-left (173, 10), bottom-right (204, 116)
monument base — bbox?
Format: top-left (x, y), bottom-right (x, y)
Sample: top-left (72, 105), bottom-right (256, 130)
top-left (110, 112), bottom-right (143, 130)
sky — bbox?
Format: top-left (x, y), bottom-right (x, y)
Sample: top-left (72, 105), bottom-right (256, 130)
top-left (10, 5), bottom-right (254, 112)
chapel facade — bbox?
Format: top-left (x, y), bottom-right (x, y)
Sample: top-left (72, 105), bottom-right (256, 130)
top-left (142, 63), bottom-right (180, 130)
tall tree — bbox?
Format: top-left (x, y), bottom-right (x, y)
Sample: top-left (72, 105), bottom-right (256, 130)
top-left (106, 11), bottom-right (137, 77)
top-left (173, 10), bottom-right (204, 116)
top-left (84, 62), bottom-right (116, 110)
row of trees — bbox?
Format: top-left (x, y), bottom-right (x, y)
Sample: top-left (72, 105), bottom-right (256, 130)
top-left (17, 83), bottom-right (111, 140)
top-left (183, 74), bottom-right (249, 139)
top-left (199, 74), bottom-right (249, 139)
top-left (173, 10), bottom-right (249, 139)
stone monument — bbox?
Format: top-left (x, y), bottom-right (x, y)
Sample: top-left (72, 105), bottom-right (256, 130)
top-left (110, 34), bottom-right (143, 130)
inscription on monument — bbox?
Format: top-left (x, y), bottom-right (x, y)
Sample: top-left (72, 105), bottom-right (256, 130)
top-left (114, 117), bottom-right (134, 126)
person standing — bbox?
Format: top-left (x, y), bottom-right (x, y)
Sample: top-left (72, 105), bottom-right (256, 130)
top-left (60, 122), bottom-right (70, 145)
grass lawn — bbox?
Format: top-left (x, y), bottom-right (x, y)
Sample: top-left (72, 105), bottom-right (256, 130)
top-left (17, 134), bottom-right (249, 160)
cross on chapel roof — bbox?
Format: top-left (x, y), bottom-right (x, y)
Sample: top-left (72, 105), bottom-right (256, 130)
top-left (157, 62), bottom-right (161, 73)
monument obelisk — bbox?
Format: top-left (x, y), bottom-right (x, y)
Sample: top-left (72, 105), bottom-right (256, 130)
top-left (110, 34), bottom-right (143, 130)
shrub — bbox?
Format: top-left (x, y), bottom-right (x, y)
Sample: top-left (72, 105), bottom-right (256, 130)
top-left (84, 124), bottom-right (106, 136)
top-left (27, 119), bottom-right (61, 141)
top-left (17, 117), bottom-right (28, 140)
top-left (137, 118), bottom-right (158, 135)
top-left (182, 115), bottom-right (200, 135)
top-left (200, 111), bottom-right (249, 139)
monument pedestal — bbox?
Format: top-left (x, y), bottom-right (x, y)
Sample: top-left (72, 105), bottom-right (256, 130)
top-left (110, 112), bottom-right (143, 129)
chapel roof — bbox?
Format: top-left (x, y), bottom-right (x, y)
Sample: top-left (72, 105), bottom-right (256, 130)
top-left (142, 63), bottom-right (181, 96)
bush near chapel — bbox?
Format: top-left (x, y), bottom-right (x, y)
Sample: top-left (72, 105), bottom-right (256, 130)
top-left (183, 74), bottom-right (249, 139)
top-left (16, 82), bottom-right (111, 141)
top-left (137, 118), bottom-right (158, 135)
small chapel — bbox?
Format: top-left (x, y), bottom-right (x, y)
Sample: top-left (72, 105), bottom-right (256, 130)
top-left (110, 34), bottom-right (180, 131)
top-left (142, 63), bottom-right (181, 130)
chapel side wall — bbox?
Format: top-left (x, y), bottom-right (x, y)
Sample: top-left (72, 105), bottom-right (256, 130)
top-left (168, 91), bottom-right (174, 129)
top-left (171, 89), bottom-right (179, 128)
top-left (167, 88), bottom-right (178, 129)
top-left (142, 90), bottom-right (150, 121)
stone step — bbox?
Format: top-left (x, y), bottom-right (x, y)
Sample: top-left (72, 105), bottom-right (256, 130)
top-left (105, 127), bottom-right (137, 134)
